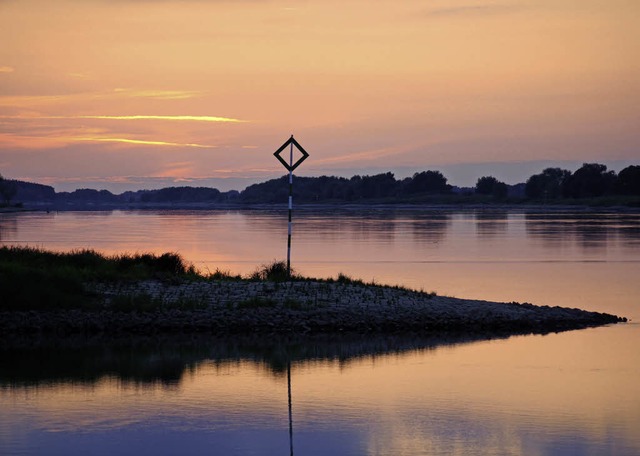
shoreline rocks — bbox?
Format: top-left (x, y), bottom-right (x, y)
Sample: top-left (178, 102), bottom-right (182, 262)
top-left (0, 279), bottom-right (626, 338)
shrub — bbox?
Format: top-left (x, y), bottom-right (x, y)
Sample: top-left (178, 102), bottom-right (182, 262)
top-left (249, 261), bottom-right (295, 281)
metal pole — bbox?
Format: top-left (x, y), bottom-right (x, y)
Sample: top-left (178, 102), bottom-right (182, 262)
top-left (274, 135), bottom-right (307, 279)
top-left (287, 361), bottom-right (294, 456)
top-left (287, 135), bottom-right (293, 278)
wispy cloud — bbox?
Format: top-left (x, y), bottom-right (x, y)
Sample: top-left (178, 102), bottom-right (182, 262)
top-left (313, 145), bottom-right (410, 166)
top-left (113, 88), bottom-right (203, 100)
top-left (0, 114), bottom-right (247, 123)
top-left (425, 3), bottom-right (525, 18)
top-left (68, 72), bottom-right (91, 80)
top-left (76, 115), bottom-right (247, 123)
top-left (70, 137), bottom-right (218, 148)
top-left (0, 66), bottom-right (15, 73)
top-left (0, 88), bottom-right (205, 109)
top-left (152, 161), bottom-right (198, 179)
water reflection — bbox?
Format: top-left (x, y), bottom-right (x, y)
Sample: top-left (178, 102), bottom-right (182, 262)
top-left (0, 333), bottom-right (511, 456)
top-left (406, 211), bottom-right (451, 245)
top-left (2, 209), bottom-right (639, 455)
top-left (475, 209), bottom-right (509, 239)
top-left (2, 329), bottom-right (639, 456)
top-left (525, 211), bottom-right (640, 251)
top-left (0, 333), bottom-right (505, 388)
top-left (0, 214), bottom-right (18, 243)
top-left (299, 211), bottom-right (398, 244)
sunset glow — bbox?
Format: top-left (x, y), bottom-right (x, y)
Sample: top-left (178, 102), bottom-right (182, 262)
top-left (74, 115), bottom-right (246, 123)
top-left (71, 137), bottom-right (218, 148)
top-left (1, 0), bottom-right (638, 191)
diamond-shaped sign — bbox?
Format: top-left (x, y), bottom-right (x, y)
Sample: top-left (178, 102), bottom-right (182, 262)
top-left (273, 135), bottom-right (309, 172)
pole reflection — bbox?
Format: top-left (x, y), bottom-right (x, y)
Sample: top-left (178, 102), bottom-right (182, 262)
top-left (288, 361), bottom-right (294, 456)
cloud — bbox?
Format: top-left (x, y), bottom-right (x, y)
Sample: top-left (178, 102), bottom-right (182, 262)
top-left (0, 66), bottom-right (15, 73)
top-left (151, 161), bottom-right (198, 179)
top-left (70, 137), bottom-right (218, 148)
top-left (0, 88), bottom-right (205, 110)
top-left (0, 114), bottom-right (247, 123)
top-left (113, 88), bottom-right (203, 100)
top-left (425, 3), bottom-right (525, 18)
top-left (68, 72), bottom-right (91, 80)
top-left (75, 115), bottom-right (247, 123)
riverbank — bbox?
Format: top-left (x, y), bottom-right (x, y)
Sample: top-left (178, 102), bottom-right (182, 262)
top-left (0, 246), bottom-right (627, 339)
top-left (0, 277), bottom-right (626, 338)
top-left (10, 197), bottom-right (640, 212)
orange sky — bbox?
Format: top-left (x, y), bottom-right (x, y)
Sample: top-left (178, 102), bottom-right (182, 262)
top-left (1, 0), bottom-right (638, 191)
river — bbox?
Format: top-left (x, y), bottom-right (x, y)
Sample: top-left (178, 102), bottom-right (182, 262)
top-left (1, 208), bottom-right (639, 455)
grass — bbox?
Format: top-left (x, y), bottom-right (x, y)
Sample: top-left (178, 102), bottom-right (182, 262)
top-left (248, 260), bottom-right (299, 282)
top-left (0, 246), bottom-right (199, 310)
top-left (0, 246), bottom-right (438, 311)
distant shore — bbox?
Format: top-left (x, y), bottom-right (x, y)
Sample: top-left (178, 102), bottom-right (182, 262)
top-left (5, 201), bottom-right (640, 213)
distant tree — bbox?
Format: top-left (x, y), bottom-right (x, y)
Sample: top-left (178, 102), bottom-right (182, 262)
top-left (562, 163), bottom-right (616, 198)
top-left (356, 173), bottom-right (397, 199)
top-left (151, 186), bottom-right (221, 202)
top-left (241, 176), bottom-right (290, 203)
top-left (525, 168), bottom-right (571, 199)
top-left (0, 174), bottom-right (17, 206)
top-left (616, 165), bottom-right (640, 195)
top-left (475, 176), bottom-right (508, 198)
top-left (475, 176), bottom-right (497, 195)
top-left (404, 171), bottom-right (451, 194)
top-left (58, 188), bottom-right (118, 203)
top-left (492, 181), bottom-right (508, 198)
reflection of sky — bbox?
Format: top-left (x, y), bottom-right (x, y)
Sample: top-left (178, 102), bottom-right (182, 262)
top-left (2, 329), bottom-right (640, 455)
top-left (2, 209), bottom-right (640, 455)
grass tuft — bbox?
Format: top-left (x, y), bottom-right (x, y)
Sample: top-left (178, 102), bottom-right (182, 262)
top-left (249, 261), bottom-right (297, 282)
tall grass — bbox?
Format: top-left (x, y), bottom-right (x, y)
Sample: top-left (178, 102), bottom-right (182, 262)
top-left (0, 246), bottom-right (197, 310)
top-left (249, 260), bottom-right (298, 282)
top-left (0, 247), bottom-right (432, 311)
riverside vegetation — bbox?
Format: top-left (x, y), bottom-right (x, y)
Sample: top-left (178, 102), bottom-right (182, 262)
top-left (0, 246), bottom-right (626, 338)
top-left (2, 163), bottom-right (640, 209)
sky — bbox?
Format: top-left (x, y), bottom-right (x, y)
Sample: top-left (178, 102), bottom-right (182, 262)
top-left (1, 0), bottom-right (638, 192)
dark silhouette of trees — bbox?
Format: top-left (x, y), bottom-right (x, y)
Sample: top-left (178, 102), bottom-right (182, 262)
top-left (240, 171), bottom-right (454, 203)
top-left (140, 186), bottom-right (221, 203)
top-left (403, 171), bottom-right (451, 194)
top-left (57, 188), bottom-right (118, 203)
top-left (475, 176), bottom-right (497, 194)
top-left (0, 174), bottom-right (17, 206)
top-left (475, 176), bottom-right (508, 198)
top-left (562, 163), bottom-right (616, 198)
top-left (5, 162), bottom-right (640, 208)
top-left (525, 168), bottom-right (571, 199)
top-left (354, 172), bottom-right (397, 199)
top-left (616, 165), bottom-right (640, 195)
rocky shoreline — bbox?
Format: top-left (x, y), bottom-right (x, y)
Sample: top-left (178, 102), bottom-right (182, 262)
top-left (0, 279), bottom-right (627, 338)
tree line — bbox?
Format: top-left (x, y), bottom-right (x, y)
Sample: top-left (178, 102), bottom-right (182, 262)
top-left (1, 163), bottom-right (639, 208)
top-left (242, 163), bottom-right (640, 203)
top-left (524, 164), bottom-right (640, 199)
top-left (0, 174), bottom-right (18, 206)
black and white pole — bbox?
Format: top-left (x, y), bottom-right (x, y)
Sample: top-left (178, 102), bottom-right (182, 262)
top-left (287, 140), bottom-right (293, 275)
top-left (273, 135), bottom-right (309, 278)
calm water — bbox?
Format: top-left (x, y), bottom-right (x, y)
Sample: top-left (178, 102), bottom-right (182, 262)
top-left (1, 208), bottom-right (639, 455)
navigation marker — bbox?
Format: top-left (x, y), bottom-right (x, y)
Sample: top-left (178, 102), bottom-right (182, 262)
top-left (273, 135), bottom-right (310, 277)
